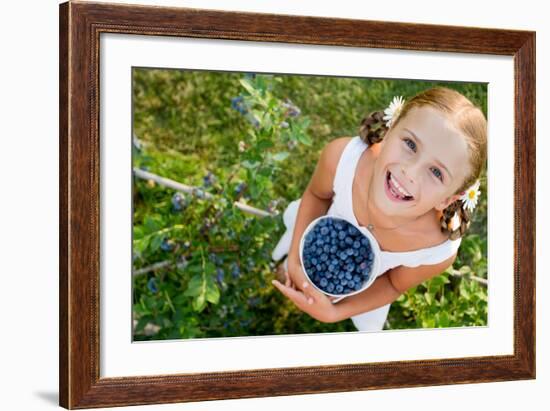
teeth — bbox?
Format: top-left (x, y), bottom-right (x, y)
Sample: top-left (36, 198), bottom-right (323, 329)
top-left (389, 172), bottom-right (412, 198)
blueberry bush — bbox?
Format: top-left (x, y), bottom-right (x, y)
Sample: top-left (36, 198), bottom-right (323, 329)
top-left (132, 69), bottom-right (488, 339)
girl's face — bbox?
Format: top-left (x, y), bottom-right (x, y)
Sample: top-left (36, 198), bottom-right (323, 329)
top-left (371, 106), bottom-right (470, 219)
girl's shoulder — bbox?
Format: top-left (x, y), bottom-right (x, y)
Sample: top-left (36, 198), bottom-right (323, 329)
top-left (308, 137), bottom-right (354, 200)
top-left (322, 136), bottom-right (358, 181)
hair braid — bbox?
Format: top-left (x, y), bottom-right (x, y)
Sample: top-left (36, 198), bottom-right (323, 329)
top-left (439, 198), bottom-right (472, 240)
top-left (358, 110), bottom-right (388, 145)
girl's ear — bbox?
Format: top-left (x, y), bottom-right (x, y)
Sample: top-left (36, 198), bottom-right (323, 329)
top-left (436, 193), bottom-right (462, 211)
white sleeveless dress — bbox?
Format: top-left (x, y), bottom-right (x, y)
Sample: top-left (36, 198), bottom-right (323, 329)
top-left (271, 136), bottom-right (462, 331)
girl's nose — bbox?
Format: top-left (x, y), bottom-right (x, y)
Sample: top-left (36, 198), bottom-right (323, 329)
top-left (401, 165), bottom-right (414, 183)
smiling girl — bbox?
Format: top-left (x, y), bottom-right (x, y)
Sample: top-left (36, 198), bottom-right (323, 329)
top-left (271, 86), bottom-right (487, 331)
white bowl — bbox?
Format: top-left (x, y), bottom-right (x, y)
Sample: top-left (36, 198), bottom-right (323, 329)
top-left (299, 215), bottom-right (381, 303)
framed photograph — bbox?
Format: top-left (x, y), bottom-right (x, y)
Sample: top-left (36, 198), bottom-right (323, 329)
top-left (59, 1), bottom-right (535, 408)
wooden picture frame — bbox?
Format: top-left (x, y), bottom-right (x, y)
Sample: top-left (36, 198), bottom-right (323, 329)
top-left (59, 1), bottom-right (535, 408)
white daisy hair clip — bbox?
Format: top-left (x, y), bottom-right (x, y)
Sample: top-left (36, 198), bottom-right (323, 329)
top-left (383, 96), bottom-right (405, 128)
top-left (448, 179), bottom-right (482, 231)
top-left (460, 179), bottom-right (481, 213)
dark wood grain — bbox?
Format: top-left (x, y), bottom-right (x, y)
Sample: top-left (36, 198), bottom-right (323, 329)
top-left (514, 31), bottom-right (536, 376)
top-left (59, 1), bottom-right (69, 407)
top-left (59, 1), bottom-right (536, 408)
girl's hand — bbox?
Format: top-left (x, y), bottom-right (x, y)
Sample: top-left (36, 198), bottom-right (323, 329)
top-left (272, 278), bottom-right (340, 323)
top-left (286, 253), bottom-right (308, 291)
top-left (272, 266), bottom-right (338, 323)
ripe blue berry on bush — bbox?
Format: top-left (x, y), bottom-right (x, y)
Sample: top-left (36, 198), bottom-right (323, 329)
top-left (202, 171), bottom-right (216, 187)
top-left (160, 238), bottom-right (174, 252)
top-left (234, 182), bottom-right (246, 195)
top-left (171, 192), bottom-right (189, 212)
top-left (301, 217), bottom-right (374, 295)
top-left (147, 277), bottom-right (159, 294)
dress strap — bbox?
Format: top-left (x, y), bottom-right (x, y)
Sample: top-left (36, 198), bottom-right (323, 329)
top-left (331, 137), bottom-right (368, 221)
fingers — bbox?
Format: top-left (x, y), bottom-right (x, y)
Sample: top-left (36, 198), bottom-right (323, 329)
top-left (302, 280), bottom-right (334, 305)
top-left (284, 269), bottom-right (299, 290)
top-left (272, 280), bottom-right (309, 307)
top-left (300, 281), bottom-right (315, 305)
top-left (284, 270), bottom-right (293, 288)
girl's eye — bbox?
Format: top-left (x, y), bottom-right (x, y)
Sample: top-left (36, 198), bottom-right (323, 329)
top-left (431, 167), bottom-right (444, 182)
top-left (403, 138), bottom-right (416, 151)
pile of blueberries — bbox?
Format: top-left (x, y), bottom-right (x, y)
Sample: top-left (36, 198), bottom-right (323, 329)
top-left (301, 217), bottom-right (375, 295)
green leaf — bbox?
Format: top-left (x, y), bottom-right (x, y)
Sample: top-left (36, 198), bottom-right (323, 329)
top-left (424, 292), bottom-right (433, 305)
top-left (133, 226), bottom-right (145, 240)
top-left (272, 151), bottom-right (290, 162)
top-left (239, 78), bottom-right (256, 95)
top-left (205, 277), bottom-right (220, 304)
top-left (242, 160), bottom-right (261, 169)
top-left (186, 266), bottom-right (202, 276)
top-left (300, 117), bottom-right (311, 129)
top-left (257, 139), bottom-right (274, 150)
top-left (296, 132), bottom-right (312, 146)
top-left (175, 263), bottom-right (189, 275)
top-left (438, 311), bottom-right (450, 327)
top-left (193, 294), bottom-right (206, 312)
top-left (422, 318), bottom-right (436, 328)
top-left (249, 180), bottom-right (262, 199)
top-left (204, 261), bottom-right (216, 275)
top-left (144, 215), bottom-right (161, 232)
top-left (246, 129), bottom-right (257, 141)
top-left (184, 275), bottom-right (203, 297)
top-left (429, 276), bottom-right (445, 290)
top-left (172, 294), bottom-right (187, 305)
top-left (250, 110), bottom-right (263, 124)
top-left (144, 296), bottom-right (157, 311)
top-left (268, 98), bottom-right (278, 110)
top-left (150, 235), bottom-right (163, 253)
top-left (255, 76), bottom-right (267, 93)
top-left (138, 297), bottom-right (151, 315)
top-left (459, 282), bottom-right (471, 299)
top-left (134, 237), bottom-right (149, 254)
top-left (258, 166), bottom-right (273, 178)
top-left (262, 115), bottom-right (273, 131)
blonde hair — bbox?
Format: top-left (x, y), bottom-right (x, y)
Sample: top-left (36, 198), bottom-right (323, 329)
top-left (358, 86), bottom-right (487, 240)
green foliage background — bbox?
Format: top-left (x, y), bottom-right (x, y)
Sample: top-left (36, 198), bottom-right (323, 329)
top-left (132, 68), bottom-right (487, 340)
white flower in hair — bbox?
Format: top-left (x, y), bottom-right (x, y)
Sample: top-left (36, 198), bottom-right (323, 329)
top-left (460, 179), bottom-right (481, 212)
top-left (383, 96), bottom-right (405, 128)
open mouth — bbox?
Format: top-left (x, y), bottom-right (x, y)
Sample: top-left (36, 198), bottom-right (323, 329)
top-left (386, 170), bottom-right (414, 202)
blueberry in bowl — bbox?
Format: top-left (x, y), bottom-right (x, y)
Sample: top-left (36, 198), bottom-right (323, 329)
top-left (299, 215), bottom-right (379, 300)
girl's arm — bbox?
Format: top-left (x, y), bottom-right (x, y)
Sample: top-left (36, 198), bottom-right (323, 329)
top-left (273, 254), bottom-right (457, 324)
top-left (332, 253), bottom-right (458, 322)
top-left (286, 137), bottom-right (353, 289)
